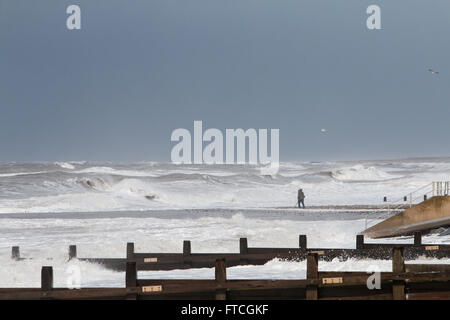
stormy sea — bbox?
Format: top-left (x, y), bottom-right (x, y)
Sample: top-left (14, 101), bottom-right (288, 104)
top-left (1, 158), bottom-right (450, 287)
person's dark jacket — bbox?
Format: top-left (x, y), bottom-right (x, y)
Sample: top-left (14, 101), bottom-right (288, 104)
top-left (298, 190), bottom-right (305, 200)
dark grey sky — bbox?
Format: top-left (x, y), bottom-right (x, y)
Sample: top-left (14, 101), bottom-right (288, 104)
top-left (1, 0), bottom-right (449, 162)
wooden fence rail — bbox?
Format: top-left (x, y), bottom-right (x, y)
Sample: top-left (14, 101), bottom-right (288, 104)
top-left (9, 233), bottom-right (450, 272)
top-left (2, 247), bottom-right (450, 300)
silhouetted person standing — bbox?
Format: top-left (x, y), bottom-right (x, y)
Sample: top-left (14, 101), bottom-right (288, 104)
top-left (297, 189), bottom-right (305, 208)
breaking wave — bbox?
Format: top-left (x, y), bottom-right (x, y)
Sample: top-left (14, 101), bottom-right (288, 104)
top-left (0, 159), bottom-right (449, 213)
top-left (330, 165), bottom-right (399, 182)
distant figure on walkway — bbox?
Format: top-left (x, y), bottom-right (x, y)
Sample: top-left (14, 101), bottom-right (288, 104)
top-left (297, 189), bottom-right (305, 208)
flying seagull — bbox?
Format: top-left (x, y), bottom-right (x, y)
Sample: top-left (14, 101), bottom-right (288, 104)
top-left (320, 128), bottom-right (327, 133)
top-left (428, 68), bottom-right (439, 75)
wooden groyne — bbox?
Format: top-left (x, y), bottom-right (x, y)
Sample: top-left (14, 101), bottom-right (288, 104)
top-left (10, 233), bottom-right (450, 272)
top-left (2, 248), bottom-right (450, 300)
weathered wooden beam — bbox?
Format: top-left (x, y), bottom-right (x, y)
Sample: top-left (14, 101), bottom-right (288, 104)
top-left (306, 253), bottom-right (319, 300)
top-left (392, 247), bottom-right (405, 300)
top-left (406, 264), bottom-right (450, 273)
top-left (393, 247), bottom-right (405, 273)
top-left (215, 258), bottom-right (227, 300)
top-left (215, 258), bottom-right (227, 283)
top-left (125, 260), bottom-right (138, 300)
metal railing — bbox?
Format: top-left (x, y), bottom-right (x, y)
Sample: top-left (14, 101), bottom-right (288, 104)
top-left (364, 181), bottom-right (450, 230)
top-left (386, 181), bottom-right (450, 215)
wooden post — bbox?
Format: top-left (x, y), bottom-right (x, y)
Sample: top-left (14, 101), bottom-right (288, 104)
top-left (215, 259), bottom-right (227, 283)
top-left (183, 240), bottom-right (191, 255)
top-left (392, 247), bottom-right (406, 300)
top-left (215, 259), bottom-right (227, 300)
top-left (239, 238), bottom-right (248, 254)
top-left (183, 240), bottom-right (192, 267)
top-left (126, 242), bottom-right (134, 259)
top-left (299, 235), bottom-right (307, 250)
top-left (239, 238), bottom-right (249, 264)
top-left (306, 253), bottom-right (319, 300)
top-left (69, 245), bottom-right (77, 260)
top-left (392, 247), bottom-right (405, 273)
top-left (11, 246), bottom-right (20, 260)
top-left (125, 261), bottom-right (137, 288)
top-left (356, 234), bottom-right (365, 250)
top-left (41, 266), bottom-right (53, 292)
top-left (414, 232), bottom-right (422, 246)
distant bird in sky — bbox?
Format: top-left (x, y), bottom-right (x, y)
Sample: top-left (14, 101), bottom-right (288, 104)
top-left (428, 68), bottom-right (439, 75)
top-left (320, 128), bottom-right (327, 133)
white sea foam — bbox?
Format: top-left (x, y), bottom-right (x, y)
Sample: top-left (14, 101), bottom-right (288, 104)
top-left (0, 159), bottom-right (449, 213)
top-left (0, 214), bottom-right (448, 287)
top-left (331, 164), bottom-right (398, 181)
top-left (55, 162), bottom-right (75, 170)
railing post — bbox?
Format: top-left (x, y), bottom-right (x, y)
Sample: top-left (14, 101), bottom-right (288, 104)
top-left (11, 246), bottom-right (20, 260)
top-left (215, 259), bottom-right (227, 300)
top-left (392, 247), bottom-right (405, 300)
top-left (306, 253), bottom-right (319, 300)
top-left (69, 245), bottom-right (77, 260)
top-left (126, 242), bottom-right (134, 259)
top-left (409, 193), bottom-right (412, 208)
top-left (299, 235), bottom-right (307, 250)
top-left (41, 266), bottom-right (53, 292)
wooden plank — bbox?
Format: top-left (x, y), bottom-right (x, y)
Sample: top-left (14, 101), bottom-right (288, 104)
top-left (406, 264), bottom-right (450, 273)
top-left (407, 291), bottom-right (450, 300)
